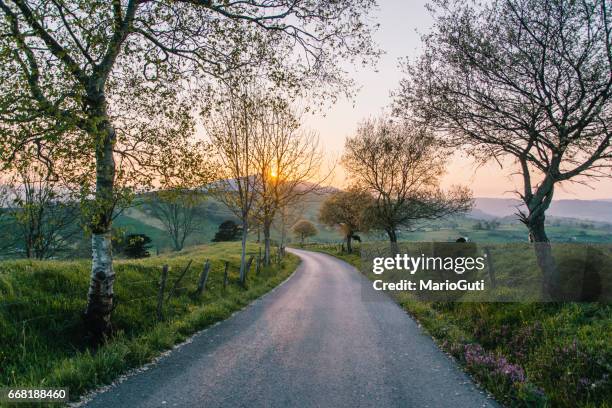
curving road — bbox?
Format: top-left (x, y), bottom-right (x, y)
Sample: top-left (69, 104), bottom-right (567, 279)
top-left (84, 248), bottom-right (498, 408)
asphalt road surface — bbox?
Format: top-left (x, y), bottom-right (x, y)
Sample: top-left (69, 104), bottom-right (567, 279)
top-left (84, 248), bottom-right (498, 408)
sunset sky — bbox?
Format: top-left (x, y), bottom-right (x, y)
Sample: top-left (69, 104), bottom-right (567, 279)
top-left (303, 0), bottom-right (612, 200)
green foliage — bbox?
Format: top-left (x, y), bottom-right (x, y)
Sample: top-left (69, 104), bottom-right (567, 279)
top-left (318, 187), bottom-right (373, 237)
top-left (292, 219), bottom-right (318, 244)
top-left (0, 242), bottom-right (299, 401)
top-left (212, 220), bottom-right (242, 242)
top-left (121, 234), bottom-right (153, 259)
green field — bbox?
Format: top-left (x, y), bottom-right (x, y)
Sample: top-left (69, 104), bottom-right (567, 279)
top-left (0, 242), bottom-right (299, 403)
top-left (306, 243), bottom-right (612, 408)
top-left (2, 190), bottom-right (611, 261)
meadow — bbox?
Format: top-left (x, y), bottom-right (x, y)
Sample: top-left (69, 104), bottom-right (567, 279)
top-left (306, 243), bottom-right (612, 408)
top-left (0, 242), bottom-right (299, 403)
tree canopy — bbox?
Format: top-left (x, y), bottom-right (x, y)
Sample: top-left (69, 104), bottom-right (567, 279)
top-left (342, 117), bottom-right (472, 249)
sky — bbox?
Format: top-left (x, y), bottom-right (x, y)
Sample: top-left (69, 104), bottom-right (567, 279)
top-left (302, 0), bottom-right (612, 200)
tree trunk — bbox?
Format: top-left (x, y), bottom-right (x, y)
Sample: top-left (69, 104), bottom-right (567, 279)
top-left (522, 178), bottom-right (560, 300)
top-left (527, 213), bottom-right (560, 299)
top-left (263, 221), bottom-right (271, 266)
top-left (239, 218), bottom-right (248, 284)
top-left (85, 232), bottom-right (115, 336)
top-left (83, 109), bottom-right (116, 340)
top-left (346, 234), bottom-right (353, 253)
top-left (25, 241), bottom-right (32, 259)
top-left (387, 228), bottom-right (399, 254)
top-left (280, 225), bottom-right (286, 250)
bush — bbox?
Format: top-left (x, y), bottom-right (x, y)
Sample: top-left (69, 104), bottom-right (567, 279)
top-left (122, 234), bottom-right (153, 258)
top-left (212, 220), bottom-right (241, 242)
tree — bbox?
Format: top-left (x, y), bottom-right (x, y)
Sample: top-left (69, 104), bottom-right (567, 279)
top-left (396, 0), bottom-right (611, 297)
top-left (0, 0), bottom-right (379, 336)
top-left (292, 219), bottom-right (317, 245)
top-left (147, 141), bottom-right (216, 251)
top-left (121, 233), bottom-right (152, 259)
top-left (147, 189), bottom-right (205, 252)
top-left (212, 220), bottom-right (242, 242)
top-left (274, 200), bottom-right (305, 250)
top-left (250, 100), bottom-right (325, 266)
top-left (0, 182), bottom-right (11, 253)
top-left (318, 187), bottom-right (373, 253)
top-left (342, 117), bottom-right (472, 252)
top-left (5, 164), bottom-right (80, 259)
top-left (206, 88), bottom-right (261, 284)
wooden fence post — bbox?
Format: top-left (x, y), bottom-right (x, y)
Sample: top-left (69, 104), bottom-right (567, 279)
top-left (167, 259), bottom-right (193, 301)
top-left (223, 261), bottom-right (229, 290)
top-left (195, 259), bottom-right (211, 297)
top-left (157, 264), bottom-right (168, 321)
top-left (483, 247), bottom-right (497, 288)
top-left (243, 256), bottom-right (254, 285)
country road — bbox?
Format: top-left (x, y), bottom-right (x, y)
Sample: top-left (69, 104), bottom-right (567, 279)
top-left (84, 248), bottom-right (498, 408)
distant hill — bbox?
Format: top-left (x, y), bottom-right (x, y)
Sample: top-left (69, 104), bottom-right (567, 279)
top-left (471, 198), bottom-right (612, 224)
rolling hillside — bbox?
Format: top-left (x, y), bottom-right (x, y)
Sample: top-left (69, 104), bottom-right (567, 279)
top-left (472, 197), bottom-right (612, 224)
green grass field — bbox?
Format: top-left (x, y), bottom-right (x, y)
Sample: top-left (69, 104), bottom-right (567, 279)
top-left (0, 242), bottom-right (299, 403)
top-left (3, 192), bottom-right (611, 261)
top-left (305, 243), bottom-right (612, 408)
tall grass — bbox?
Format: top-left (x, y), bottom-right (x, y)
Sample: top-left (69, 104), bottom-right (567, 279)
top-left (0, 242), bottom-right (299, 402)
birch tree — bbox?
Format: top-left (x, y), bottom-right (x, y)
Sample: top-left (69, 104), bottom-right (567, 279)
top-left (251, 101), bottom-right (325, 265)
top-left (0, 0), bottom-right (379, 337)
top-left (206, 88), bottom-right (260, 283)
top-left (396, 0), bottom-right (612, 297)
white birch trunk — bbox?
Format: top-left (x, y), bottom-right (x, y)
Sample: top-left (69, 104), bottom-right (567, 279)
top-left (84, 231), bottom-right (115, 336)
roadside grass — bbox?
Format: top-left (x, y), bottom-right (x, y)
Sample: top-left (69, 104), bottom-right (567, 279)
top-left (0, 242), bottom-right (299, 404)
top-left (303, 243), bottom-right (612, 408)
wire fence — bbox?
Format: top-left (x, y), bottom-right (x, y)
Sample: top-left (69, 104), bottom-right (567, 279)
top-left (0, 249), bottom-right (282, 329)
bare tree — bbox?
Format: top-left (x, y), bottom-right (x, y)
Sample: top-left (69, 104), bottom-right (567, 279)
top-left (5, 164), bottom-right (80, 259)
top-left (274, 200), bottom-right (305, 249)
top-left (206, 88), bottom-right (261, 284)
top-left (396, 0), bottom-right (612, 296)
top-left (147, 189), bottom-right (204, 252)
top-left (319, 187), bottom-right (373, 253)
top-left (146, 142), bottom-right (216, 252)
top-left (0, 0), bottom-right (379, 336)
top-left (342, 117), bottom-right (472, 252)
top-left (251, 101), bottom-right (325, 265)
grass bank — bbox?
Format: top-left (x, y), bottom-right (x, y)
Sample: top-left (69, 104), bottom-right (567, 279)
top-left (0, 242), bottom-right (299, 404)
top-left (304, 243), bottom-right (612, 408)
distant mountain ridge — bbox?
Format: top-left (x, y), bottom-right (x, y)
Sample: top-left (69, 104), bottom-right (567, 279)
top-left (471, 198), bottom-right (612, 224)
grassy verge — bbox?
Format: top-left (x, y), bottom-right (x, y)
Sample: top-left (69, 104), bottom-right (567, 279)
top-left (0, 242), bottom-right (299, 404)
top-left (303, 243), bottom-right (612, 408)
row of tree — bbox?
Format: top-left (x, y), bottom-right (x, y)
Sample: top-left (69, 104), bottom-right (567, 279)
top-left (206, 89), bottom-right (328, 282)
top-left (319, 0), bottom-right (611, 301)
top-left (319, 119), bottom-right (473, 253)
top-left (0, 0), bottom-right (378, 339)
top-left (394, 0), bottom-right (611, 298)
